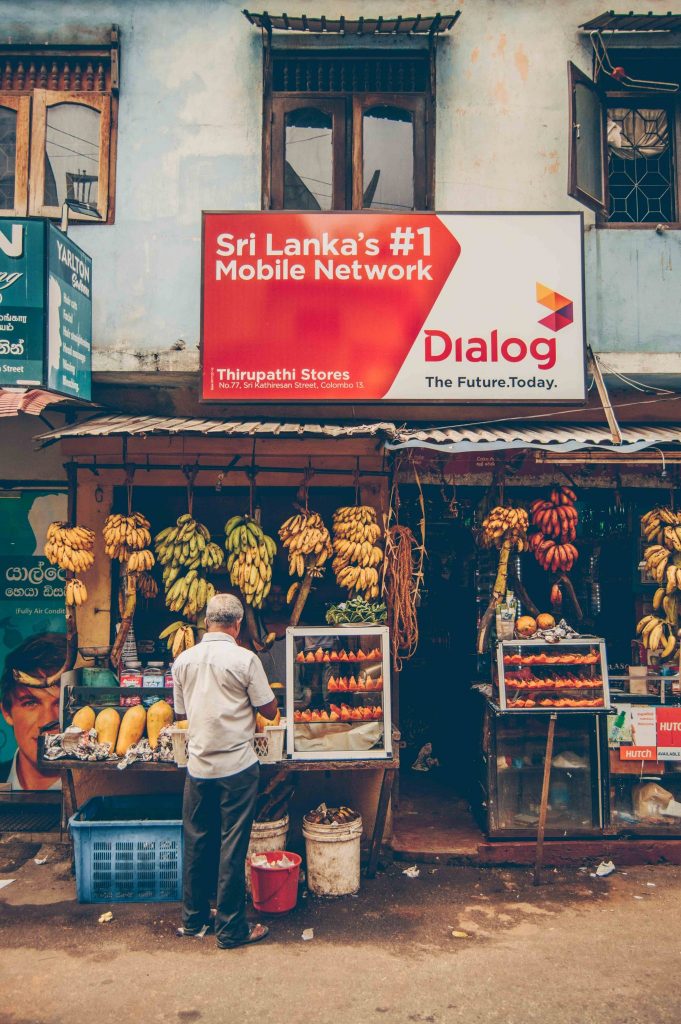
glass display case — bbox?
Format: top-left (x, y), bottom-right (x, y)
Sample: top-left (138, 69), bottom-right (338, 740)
top-left (285, 626), bottom-right (392, 761)
top-left (482, 703), bottom-right (607, 838)
top-left (608, 696), bottom-right (681, 836)
top-left (494, 639), bottom-right (610, 712)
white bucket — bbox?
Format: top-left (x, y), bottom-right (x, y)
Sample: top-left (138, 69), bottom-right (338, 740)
top-left (246, 815), bottom-right (289, 893)
top-left (302, 814), bottom-right (363, 896)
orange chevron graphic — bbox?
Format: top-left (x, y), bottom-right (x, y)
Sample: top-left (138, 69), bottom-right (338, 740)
top-left (536, 282), bottom-right (573, 332)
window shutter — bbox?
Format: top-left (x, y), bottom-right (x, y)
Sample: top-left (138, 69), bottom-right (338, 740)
top-left (568, 61), bottom-right (607, 214)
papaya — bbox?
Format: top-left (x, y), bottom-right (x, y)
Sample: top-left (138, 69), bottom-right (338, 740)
top-left (255, 708), bottom-right (281, 733)
top-left (115, 704), bottom-right (147, 756)
top-left (94, 707), bottom-right (120, 751)
top-left (72, 706), bottom-right (96, 732)
top-left (147, 700), bottom-right (174, 749)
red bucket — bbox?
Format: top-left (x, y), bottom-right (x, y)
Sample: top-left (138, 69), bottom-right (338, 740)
top-left (250, 851), bottom-right (302, 914)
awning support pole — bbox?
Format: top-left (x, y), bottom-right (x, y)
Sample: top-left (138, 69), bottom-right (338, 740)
top-left (587, 346), bottom-right (622, 445)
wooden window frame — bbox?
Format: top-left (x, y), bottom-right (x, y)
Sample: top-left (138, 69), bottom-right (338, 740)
top-left (351, 93), bottom-right (427, 210)
top-left (272, 96), bottom-right (348, 209)
top-left (29, 90), bottom-right (112, 223)
top-left (567, 61), bottom-right (607, 216)
top-left (0, 94), bottom-right (30, 215)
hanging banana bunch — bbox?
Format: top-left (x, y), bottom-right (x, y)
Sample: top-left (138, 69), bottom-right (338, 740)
top-left (159, 620), bottom-right (196, 659)
top-left (65, 578), bottom-right (88, 607)
top-left (637, 506), bottom-right (681, 659)
top-left (44, 522), bottom-right (95, 574)
top-left (155, 513), bottom-right (221, 621)
top-left (476, 506), bottom-right (529, 654)
top-left (332, 506), bottom-right (383, 600)
top-left (279, 511), bottom-right (333, 588)
top-left (224, 515), bottom-right (276, 609)
top-left (137, 571), bottom-right (158, 600)
top-left (103, 512), bottom-right (152, 562)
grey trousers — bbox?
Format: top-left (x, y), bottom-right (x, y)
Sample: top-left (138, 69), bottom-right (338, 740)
top-left (182, 761), bottom-right (259, 944)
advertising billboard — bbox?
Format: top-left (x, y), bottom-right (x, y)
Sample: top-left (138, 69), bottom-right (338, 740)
top-left (201, 212), bottom-right (585, 403)
top-left (0, 218), bottom-right (92, 400)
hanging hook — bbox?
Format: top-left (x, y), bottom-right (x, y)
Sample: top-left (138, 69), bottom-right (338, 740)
top-left (182, 464), bottom-right (199, 516)
top-left (124, 464), bottom-right (136, 516)
top-left (353, 457), bottom-right (361, 505)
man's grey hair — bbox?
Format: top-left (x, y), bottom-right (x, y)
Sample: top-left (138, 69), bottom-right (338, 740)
top-left (205, 593), bottom-right (244, 627)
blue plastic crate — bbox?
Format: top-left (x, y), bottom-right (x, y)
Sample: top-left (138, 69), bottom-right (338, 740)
top-left (69, 795), bottom-right (183, 903)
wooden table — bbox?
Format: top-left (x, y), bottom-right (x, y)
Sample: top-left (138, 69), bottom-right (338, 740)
top-left (38, 741), bottom-right (398, 878)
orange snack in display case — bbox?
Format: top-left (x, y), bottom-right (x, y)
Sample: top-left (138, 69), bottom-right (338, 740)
top-left (328, 676), bottom-right (338, 692)
top-left (314, 648), bottom-right (324, 663)
top-left (305, 651), bottom-right (315, 663)
top-left (296, 651), bottom-right (305, 663)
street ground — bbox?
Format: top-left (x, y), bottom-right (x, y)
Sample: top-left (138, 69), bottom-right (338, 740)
top-left (1, 837), bottom-right (680, 1024)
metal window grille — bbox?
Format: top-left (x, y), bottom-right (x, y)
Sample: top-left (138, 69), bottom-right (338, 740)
top-left (273, 55), bottom-right (428, 93)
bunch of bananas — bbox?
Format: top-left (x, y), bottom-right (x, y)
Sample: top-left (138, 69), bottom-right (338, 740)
top-left (165, 570), bottom-right (216, 617)
top-left (637, 614), bottom-right (677, 658)
top-left (103, 512), bottom-right (152, 561)
top-left (529, 534), bottom-right (579, 573)
top-left (225, 515), bottom-right (277, 608)
top-left (159, 620), bottom-right (196, 658)
top-left (642, 507), bottom-right (681, 546)
top-left (65, 577), bottom-right (88, 607)
top-left (137, 572), bottom-right (158, 600)
top-left (479, 507), bottom-right (529, 551)
top-left (44, 522), bottom-right (95, 573)
top-left (644, 545), bottom-right (672, 584)
top-left (155, 514), bottom-right (224, 576)
top-left (127, 548), bottom-right (155, 573)
top-left (279, 511), bottom-right (333, 580)
top-left (155, 513), bottom-right (222, 624)
top-left (530, 487), bottom-right (578, 542)
top-left (332, 506), bottom-right (383, 600)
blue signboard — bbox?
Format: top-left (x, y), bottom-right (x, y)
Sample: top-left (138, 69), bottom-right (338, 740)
top-left (0, 218), bottom-right (92, 400)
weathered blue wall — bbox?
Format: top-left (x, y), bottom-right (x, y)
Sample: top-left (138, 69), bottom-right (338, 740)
top-left (2, 0), bottom-right (678, 375)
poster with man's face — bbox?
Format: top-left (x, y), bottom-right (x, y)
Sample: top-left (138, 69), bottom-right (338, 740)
top-left (0, 492), bottom-right (67, 790)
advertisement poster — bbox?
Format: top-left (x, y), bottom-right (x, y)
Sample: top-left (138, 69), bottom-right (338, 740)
top-left (202, 212), bottom-right (585, 402)
top-left (46, 223), bottom-right (92, 400)
top-left (0, 218), bottom-right (92, 399)
top-left (657, 707), bottom-right (681, 761)
top-left (0, 219), bottom-right (46, 387)
top-left (0, 491), bottom-right (67, 790)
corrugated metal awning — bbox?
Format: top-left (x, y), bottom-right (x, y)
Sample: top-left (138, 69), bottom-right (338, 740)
top-left (387, 424), bottom-right (681, 454)
top-left (35, 413), bottom-right (396, 447)
top-left (581, 12), bottom-right (681, 32)
top-left (242, 10), bottom-right (460, 35)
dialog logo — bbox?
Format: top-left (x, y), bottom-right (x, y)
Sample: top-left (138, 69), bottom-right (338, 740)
top-left (536, 282), bottom-right (573, 332)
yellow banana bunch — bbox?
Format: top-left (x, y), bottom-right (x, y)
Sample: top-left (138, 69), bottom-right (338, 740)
top-left (103, 512), bottom-right (152, 560)
top-left (636, 613), bottom-right (678, 659)
top-left (159, 620), bottom-right (196, 658)
top-left (155, 513), bottom-right (222, 620)
top-left (479, 507), bottom-right (529, 552)
top-left (279, 511), bottom-right (333, 580)
top-left (332, 506), bottom-right (384, 600)
top-left (644, 544), bottom-right (671, 583)
top-left (127, 548), bottom-right (155, 573)
top-left (44, 522), bottom-right (95, 573)
top-left (65, 577), bottom-right (88, 607)
top-left (642, 507), bottom-right (681, 546)
top-left (225, 515), bottom-right (276, 608)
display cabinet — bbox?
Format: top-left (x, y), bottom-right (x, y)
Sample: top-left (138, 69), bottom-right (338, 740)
top-left (494, 639), bottom-right (610, 712)
top-left (481, 701), bottom-right (608, 838)
top-left (285, 626), bottom-right (392, 761)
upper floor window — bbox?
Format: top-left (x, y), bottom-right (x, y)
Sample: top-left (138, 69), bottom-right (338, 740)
top-left (0, 28), bottom-right (119, 223)
top-left (568, 54), bottom-right (680, 225)
top-left (265, 51), bottom-right (433, 210)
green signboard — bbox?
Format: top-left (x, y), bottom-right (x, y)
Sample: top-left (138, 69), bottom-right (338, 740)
top-left (0, 218), bottom-right (92, 400)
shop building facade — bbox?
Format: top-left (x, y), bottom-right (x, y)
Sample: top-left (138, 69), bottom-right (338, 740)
top-left (1, 2), bottom-right (681, 859)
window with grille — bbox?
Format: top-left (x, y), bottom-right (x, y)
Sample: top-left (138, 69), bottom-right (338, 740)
top-left (0, 29), bottom-right (119, 223)
top-left (265, 51), bottom-right (433, 211)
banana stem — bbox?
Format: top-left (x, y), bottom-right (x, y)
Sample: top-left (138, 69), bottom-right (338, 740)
top-left (244, 605), bottom-right (263, 651)
top-left (477, 538), bottom-right (512, 655)
top-left (290, 560), bottom-right (315, 628)
top-left (558, 573), bottom-right (583, 621)
top-left (110, 572), bottom-right (137, 668)
top-left (508, 568), bottom-right (539, 618)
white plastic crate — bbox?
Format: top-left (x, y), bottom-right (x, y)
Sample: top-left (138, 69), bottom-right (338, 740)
top-left (169, 727), bottom-right (189, 766)
top-left (253, 724), bottom-right (286, 763)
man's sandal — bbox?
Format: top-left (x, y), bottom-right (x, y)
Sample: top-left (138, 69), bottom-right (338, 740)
top-left (216, 923), bottom-right (269, 949)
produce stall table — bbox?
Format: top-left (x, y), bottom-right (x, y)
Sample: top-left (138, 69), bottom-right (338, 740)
top-left (38, 739), bottom-right (397, 878)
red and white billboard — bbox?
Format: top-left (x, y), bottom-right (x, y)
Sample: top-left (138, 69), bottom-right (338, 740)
top-left (201, 212), bottom-right (585, 402)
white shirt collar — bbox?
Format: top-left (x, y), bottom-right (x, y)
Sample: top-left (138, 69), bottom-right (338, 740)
top-left (7, 749), bottom-right (61, 791)
top-left (201, 633), bottom-right (237, 644)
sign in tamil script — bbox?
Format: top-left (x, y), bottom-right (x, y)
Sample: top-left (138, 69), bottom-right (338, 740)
top-left (201, 212), bottom-right (585, 402)
top-left (0, 218), bottom-right (92, 400)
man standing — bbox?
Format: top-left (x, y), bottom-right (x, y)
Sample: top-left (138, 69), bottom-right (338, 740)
top-left (173, 593), bottom-right (278, 949)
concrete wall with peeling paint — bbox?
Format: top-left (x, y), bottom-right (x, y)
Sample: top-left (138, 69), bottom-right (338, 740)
top-left (2, 0), bottom-right (678, 377)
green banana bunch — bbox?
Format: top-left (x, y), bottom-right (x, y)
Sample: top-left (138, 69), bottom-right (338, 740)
top-left (224, 515), bottom-right (277, 609)
top-left (155, 513), bottom-right (221, 624)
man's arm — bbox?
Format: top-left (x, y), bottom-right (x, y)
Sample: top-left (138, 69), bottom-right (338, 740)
top-left (255, 697), bottom-right (279, 720)
top-left (172, 661), bottom-right (186, 721)
top-left (246, 656), bottom-right (278, 720)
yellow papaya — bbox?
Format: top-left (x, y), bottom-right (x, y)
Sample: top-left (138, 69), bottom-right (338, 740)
top-left (147, 700), bottom-right (174, 749)
top-left (72, 706), bottom-right (95, 732)
top-left (115, 704), bottom-right (147, 756)
top-left (94, 707), bottom-right (120, 751)
top-left (175, 719), bottom-right (189, 730)
top-left (255, 708), bottom-right (281, 733)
